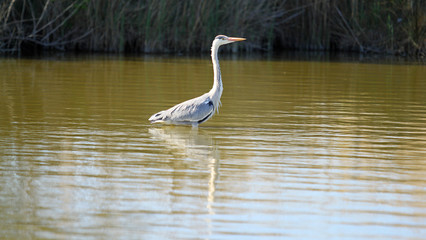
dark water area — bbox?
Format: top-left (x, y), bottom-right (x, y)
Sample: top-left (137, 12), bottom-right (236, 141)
top-left (0, 53), bottom-right (425, 239)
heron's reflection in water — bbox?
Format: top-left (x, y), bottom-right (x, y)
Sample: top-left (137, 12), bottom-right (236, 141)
top-left (148, 126), bottom-right (219, 215)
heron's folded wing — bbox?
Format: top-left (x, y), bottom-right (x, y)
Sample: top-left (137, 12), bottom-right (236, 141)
top-left (167, 97), bottom-right (214, 122)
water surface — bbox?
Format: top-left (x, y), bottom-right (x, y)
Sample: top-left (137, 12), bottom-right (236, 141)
top-left (0, 54), bottom-right (425, 239)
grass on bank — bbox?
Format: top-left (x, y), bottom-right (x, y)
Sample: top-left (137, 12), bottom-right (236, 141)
top-left (0, 0), bottom-right (425, 56)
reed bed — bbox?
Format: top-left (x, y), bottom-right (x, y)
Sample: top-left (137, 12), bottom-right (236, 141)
top-left (1, 0), bottom-right (424, 56)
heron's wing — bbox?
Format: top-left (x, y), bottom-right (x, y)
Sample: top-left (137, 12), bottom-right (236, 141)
top-left (165, 95), bottom-right (214, 123)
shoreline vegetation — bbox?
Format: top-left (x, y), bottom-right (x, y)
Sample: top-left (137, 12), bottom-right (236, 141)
top-left (1, 0), bottom-right (425, 56)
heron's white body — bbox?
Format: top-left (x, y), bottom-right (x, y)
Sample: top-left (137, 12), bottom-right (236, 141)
top-left (148, 35), bottom-right (245, 127)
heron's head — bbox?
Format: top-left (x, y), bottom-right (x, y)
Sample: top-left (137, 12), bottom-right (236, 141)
top-left (213, 35), bottom-right (246, 46)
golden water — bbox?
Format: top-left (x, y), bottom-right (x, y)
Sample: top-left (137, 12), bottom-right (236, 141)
top-left (1, 54), bottom-right (425, 239)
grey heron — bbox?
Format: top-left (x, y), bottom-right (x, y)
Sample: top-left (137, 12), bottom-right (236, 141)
top-left (149, 35), bottom-right (246, 127)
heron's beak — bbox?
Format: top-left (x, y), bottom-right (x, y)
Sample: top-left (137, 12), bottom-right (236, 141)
top-left (228, 37), bottom-right (246, 42)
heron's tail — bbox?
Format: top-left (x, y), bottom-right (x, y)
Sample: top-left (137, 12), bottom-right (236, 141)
top-left (148, 111), bottom-right (166, 123)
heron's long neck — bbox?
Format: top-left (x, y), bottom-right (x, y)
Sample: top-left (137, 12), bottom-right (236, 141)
top-left (210, 43), bottom-right (223, 101)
